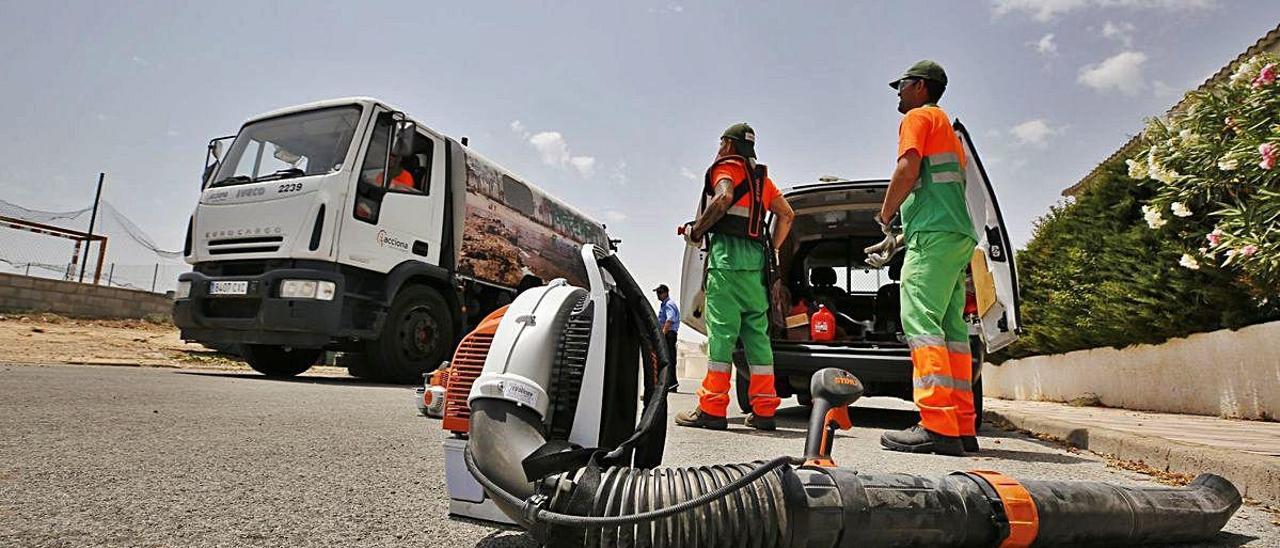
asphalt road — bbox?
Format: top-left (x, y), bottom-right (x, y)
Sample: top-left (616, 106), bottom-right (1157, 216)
top-left (1, 364), bottom-right (1274, 547)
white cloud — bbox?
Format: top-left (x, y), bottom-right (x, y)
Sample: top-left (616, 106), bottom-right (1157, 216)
top-left (610, 160), bottom-right (629, 185)
top-left (1031, 33), bottom-right (1058, 55)
top-left (568, 156), bottom-right (597, 177)
top-left (1102, 21), bottom-right (1136, 47)
top-left (603, 209), bottom-right (627, 222)
top-left (166, 130), bottom-right (180, 137)
top-left (992, 0), bottom-right (1215, 22)
top-left (525, 130), bottom-right (596, 177)
top-left (528, 131), bottom-right (571, 165)
top-left (1078, 51), bottom-right (1148, 95)
top-left (1010, 119), bottom-right (1062, 147)
top-left (649, 3), bottom-right (684, 14)
top-left (510, 120), bottom-right (529, 139)
top-left (1108, 0), bottom-right (1215, 7)
top-left (680, 166), bottom-right (699, 180)
top-left (993, 0), bottom-right (1087, 21)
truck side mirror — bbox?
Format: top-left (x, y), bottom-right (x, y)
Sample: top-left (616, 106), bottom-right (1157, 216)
top-left (202, 135), bottom-right (234, 188)
top-left (203, 163), bottom-right (219, 186)
top-left (391, 122), bottom-right (416, 157)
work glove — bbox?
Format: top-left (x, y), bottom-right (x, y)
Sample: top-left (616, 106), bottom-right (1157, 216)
top-left (863, 214), bottom-right (901, 267)
top-left (865, 235), bottom-right (905, 268)
top-left (863, 214), bottom-right (899, 254)
top-left (680, 222), bottom-right (701, 247)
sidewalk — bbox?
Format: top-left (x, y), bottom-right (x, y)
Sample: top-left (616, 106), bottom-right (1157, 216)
top-left (985, 398), bottom-right (1280, 503)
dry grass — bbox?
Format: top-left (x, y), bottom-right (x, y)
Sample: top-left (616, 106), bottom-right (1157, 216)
top-left (1102, 455), bottom-right (1196, 486)
top-left (0, 312), bottom-right (243, 369)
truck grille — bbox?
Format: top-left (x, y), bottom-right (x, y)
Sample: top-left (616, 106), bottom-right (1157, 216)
top-left (207, 236), bottom-right (283, 255)
top-left (201, 297), bottom-right (259, 319)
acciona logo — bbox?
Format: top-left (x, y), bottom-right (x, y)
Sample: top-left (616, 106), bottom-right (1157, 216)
top-left (376, 230), bottom-right (410, 251)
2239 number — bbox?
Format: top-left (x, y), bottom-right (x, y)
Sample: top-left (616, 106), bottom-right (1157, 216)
top-left (277, 183), bottom-right (303, 193)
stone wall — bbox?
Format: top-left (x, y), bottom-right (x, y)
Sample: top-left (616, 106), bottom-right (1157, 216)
top-left (985, 320), bottom-right (1280, 420)
top-left (0, 272), bottom-right (173, 320)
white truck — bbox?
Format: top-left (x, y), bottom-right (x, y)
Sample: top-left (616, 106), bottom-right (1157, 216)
top-left (174, 97), bottom-right (612, 382)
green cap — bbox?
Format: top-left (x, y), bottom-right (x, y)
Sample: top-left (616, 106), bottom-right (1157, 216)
top-left (721, 122), bottom-right (756, 158)
top-left (890, 60), bottom-right (948, 89)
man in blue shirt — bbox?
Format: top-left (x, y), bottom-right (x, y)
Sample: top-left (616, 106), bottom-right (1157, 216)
top-left (654, 284), bottom-right (680, 394)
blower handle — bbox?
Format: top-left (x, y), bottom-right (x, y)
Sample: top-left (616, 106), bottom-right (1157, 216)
top-left (802, 368), bottom-right (864, 466)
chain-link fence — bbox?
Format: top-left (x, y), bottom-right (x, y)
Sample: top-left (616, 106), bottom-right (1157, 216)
top-left (2, 262), bottom-right (190, 294)
top-left (0, 198), bottom-right (187, 294)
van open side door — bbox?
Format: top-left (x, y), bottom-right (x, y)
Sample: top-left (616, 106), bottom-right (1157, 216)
top-left (955, 120), bottom-right (1021, 352)
top-left (678, 231), bottom-right (708, 335)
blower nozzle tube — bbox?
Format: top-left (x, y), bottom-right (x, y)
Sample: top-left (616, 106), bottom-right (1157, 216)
top-left (468, 399), bottom-right (1240, 548)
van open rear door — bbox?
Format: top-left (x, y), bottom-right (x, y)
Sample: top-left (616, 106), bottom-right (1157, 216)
top-left (955, 121), bottom-right (1021, 352)
top-left (679, 233), bottom-right (708, 335)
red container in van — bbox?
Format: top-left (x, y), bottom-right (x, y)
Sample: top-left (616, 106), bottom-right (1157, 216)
top-left (810, 305), bottom-right (835, 342)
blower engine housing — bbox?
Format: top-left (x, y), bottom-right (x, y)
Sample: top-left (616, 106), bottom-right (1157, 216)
top-left (443, 245), bottom-right (657, 523)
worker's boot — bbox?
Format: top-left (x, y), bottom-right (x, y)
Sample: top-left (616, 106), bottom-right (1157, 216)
top-left (744, 413), bottom-right (776, 431)
top-left (880, 425), bottom-right (964, 456)
top-left (962, 436), bottom-right (980, 453)
top-left (675, 408), bottom-right (728, 430)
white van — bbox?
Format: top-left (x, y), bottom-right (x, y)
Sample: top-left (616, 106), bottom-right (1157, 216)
top-left (680, 121), bottom-right (1020, 430)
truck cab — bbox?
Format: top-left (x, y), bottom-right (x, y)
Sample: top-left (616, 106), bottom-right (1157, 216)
top-left (175, 98), bottom-right (610, 382)
top-left (680, 121), bottom-right (1019, 427)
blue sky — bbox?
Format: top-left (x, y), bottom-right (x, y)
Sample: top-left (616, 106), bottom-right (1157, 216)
top-left (1, 0), bottom-right (1277, 307)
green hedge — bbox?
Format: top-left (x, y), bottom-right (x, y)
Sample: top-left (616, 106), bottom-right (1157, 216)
top-left (995, 158), bottom-right (1277, 362)
top-left (996, 53), bottom-right (1280, 362)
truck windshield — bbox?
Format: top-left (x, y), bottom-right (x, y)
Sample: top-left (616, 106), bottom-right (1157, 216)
top-left (209, 106), bottom-right (362, 188)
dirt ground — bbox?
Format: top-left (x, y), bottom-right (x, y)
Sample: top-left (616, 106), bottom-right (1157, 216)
top-left (0, 312), bottom-right (346, 375)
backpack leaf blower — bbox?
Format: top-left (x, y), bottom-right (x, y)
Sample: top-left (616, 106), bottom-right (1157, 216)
top-left (457, 244), bottom-right (1240, 547)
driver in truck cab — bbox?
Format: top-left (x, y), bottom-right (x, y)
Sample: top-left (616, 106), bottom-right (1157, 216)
top-left (355, 127), bottom-right (417, 219)
top-left (375, 153), bottom-right (416, 191)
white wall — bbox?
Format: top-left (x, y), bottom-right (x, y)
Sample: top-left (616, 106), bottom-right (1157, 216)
top-left (985, 321), bottom-right (1280, 419)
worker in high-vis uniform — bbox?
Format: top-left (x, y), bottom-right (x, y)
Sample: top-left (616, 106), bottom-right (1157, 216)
top-left (677, 123), bottom-right (795, 431)
top-left (867, 60), bottom-right (979, 456)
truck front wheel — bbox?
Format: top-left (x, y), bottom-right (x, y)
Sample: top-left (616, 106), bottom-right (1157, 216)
top-left (242, 344), bottom-right (321, 378)
top-left (369, 285), bottom-right (454, 384)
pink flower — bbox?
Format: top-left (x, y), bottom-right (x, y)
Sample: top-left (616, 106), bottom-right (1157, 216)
top-left (1240, 245), bottom-right (1259, 257)
top-left (1207, 228), bottom-right (1223, 246)
top-left (1252, 63), bottom-right (1277, 88)
top-left (1261, 143), bottom-right (1278, 170)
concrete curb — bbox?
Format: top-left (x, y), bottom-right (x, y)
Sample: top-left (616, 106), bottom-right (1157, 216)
top-left (985, 407), bottom-right (1280, 504)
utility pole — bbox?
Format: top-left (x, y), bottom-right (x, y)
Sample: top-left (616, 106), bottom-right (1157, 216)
top-left (78, 173), bottom-right (104, 283)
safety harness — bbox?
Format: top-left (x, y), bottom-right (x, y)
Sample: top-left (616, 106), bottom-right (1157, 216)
top-left (702, 155), bottom-right (769, 242)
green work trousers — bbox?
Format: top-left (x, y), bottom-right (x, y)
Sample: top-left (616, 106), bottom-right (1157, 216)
top-left (699, 268), bottom-right (780, 417)
top-left (900, 231), bottom-right (978, 437)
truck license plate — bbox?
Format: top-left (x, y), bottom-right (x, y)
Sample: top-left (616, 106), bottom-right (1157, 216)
top-left (209, 281), bottom-right (249, 296)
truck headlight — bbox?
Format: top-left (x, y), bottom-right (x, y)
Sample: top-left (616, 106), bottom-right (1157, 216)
top-left (176, 280), bottom-right (192, 300)
top-left (280, 279), bottom-right (336, 301)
